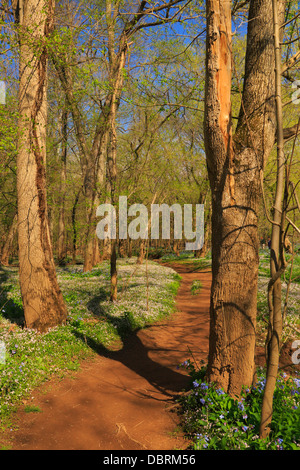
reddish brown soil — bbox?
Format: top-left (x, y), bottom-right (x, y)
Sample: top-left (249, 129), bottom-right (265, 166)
top-left (4, 263), bottom-right (211, 450)
top-left (3, 262), bottom-right (298, 451)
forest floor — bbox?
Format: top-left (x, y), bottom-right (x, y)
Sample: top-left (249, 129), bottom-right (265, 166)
top-left (2, 260), bottom-right (298, 451)
top-left (3, 262), bottom-right (212, 450)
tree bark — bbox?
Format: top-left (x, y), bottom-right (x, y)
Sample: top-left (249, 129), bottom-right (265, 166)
top-left (15, 0), bottom-right (67, 332)
top-left (82, 136), bottom-right (106, 272)
top-left (106, 129), bottom-right (118, 300)
top-left (57, 106), bottom-right (68, 265)
top-left (71, 189), bottom-right (81, 264)
top-left (105, 0), bottom-right (130, 300)
top-left (204, 0), bottom-right (285, 394)
top-left (107, 96), bottom-right (118, 302)
top-left (137, 239), bottom-right (145, 265)
top-left (259, 0), bottom-right (286, 438)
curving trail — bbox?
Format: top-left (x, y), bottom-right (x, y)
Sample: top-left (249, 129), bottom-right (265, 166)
top-left (7, 262), bottom-right (212, 451)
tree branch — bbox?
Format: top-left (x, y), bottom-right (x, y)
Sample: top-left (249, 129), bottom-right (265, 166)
top-left (281, 49), bottom-right (300, 73)
top-left (124, 0), bottom-right (190, 37)
top-left (286, 217), bottom-right (300, 235)
top-left (280, 11), bottom-right (300, 29)
top-left (283, 123), bottom-right (300, 142)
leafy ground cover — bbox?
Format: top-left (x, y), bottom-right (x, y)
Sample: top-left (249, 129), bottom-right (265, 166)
top-left (162, 249), bottom-right (300, 348)
top-left (256, 250), bottom-right (300, 346)
top-left (190, 280), bottom-right (203, 295)
top-left (0, 251), bottom-right (299, 450)
top-left (161, 251), bottom-right (212, 271)
top-left (177, 361), bottom-right (300, 450)
top-left (163, 249), bottom-right (300, 450)
top-left (0, 258), bottom-right (181, 428)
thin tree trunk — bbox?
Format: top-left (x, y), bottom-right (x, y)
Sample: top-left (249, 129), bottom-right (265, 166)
top-left (83, 136), bottom-right (107, 271)
top-left (173, 240), bottom-right (179, 257)
top-left (57, 107), bottom-right (68, 265)
top-left (137, 239), bottom-right (145, 265)
top-left (102, 173), bottom-right (112, 261)
top-left (71, 189), bottom-right (80, 265)
top-left (105, 0), bottom-right (128, 300)
top-left (259, 0), bottom-right (286, 438)
top-left (107, 115), bottom-right (118, 302)
top-left (82, 183), bottom-right (99, 272)
top-left (127, 238), bottom-right (132, 258)
top-left (15, 0), bottom-right (67, 332)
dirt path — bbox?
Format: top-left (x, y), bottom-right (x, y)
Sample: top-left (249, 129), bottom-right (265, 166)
top-left (5, 262), bottom-right (212, 451)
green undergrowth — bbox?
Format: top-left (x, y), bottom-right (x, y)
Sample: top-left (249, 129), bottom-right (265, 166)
top-left (161, 251), bottom-right (212, 271)
top-left (257, 251), bottom-right (300, 346)
top-left (258, 250), bottom-right (300, 284)
top-left (0, 258), bottom-right (181, 429)
top-left (190, 280), bottom-right (203, 295)
top-left (177, 360), bottom-right (300, 450)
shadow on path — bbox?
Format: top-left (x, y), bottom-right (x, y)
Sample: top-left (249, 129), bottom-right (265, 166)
top-left (73, 324), bottom-right (191, 400)
top-left (75, 261), bottom-right (212, 399)
top-left (7, 261), bottom-right (212, 451)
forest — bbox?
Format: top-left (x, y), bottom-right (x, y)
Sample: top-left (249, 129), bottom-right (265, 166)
top-left (0, 0), bottom-right (299, 452)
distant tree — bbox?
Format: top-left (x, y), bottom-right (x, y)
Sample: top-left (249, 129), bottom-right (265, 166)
top-left (56, 104), bottom-right (68, 266)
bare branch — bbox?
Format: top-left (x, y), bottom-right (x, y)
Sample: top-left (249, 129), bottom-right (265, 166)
top-left (232, 0), bottom-right (249, 15)
top-left (281, 49), bottom-right (300, 73)
top-left (289, 181), bottom-right (300, 212)
top-left (280, 11), bottom-right (300, 29)
top-left (283, 123), bottom-right (300, 142)
top-left (286, 217), bottom-right (300, 235)
top-left (124, 0), bottom-right (191, 37)
top-left (280, 35), bottom-right (300, 46)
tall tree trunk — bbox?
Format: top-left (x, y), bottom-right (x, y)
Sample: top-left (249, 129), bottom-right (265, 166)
top-left (105, 0), bottom-right (128, 300)
top-left (204, 0), bottom-right (285, 395)
top-left (107, 115), bottom-right (118, 301)
top-left (57, 106), bottom-right (68, 265)
top-left (83, 136), bottom-right (107, 272)
top-left (82, 174), bottom-right (99, 272)
top-left (15, 0), bottom-right (67, 332)
top-left (259, 0), bottom-right (286, 438)
top-left (71, 189), bottom-right (81, 265)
